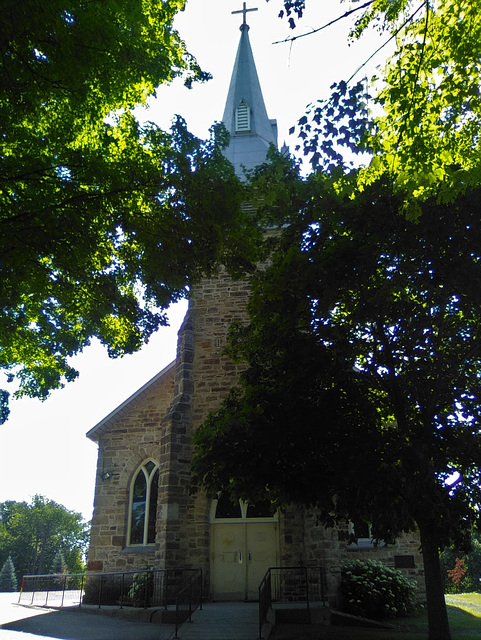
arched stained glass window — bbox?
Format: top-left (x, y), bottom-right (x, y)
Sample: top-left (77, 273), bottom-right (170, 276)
top-left (128, 461), bottom-right (159, 546)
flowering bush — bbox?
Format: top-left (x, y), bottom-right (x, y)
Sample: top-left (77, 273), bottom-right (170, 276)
top-left (447, 558), bottom-right (467, 590)
top-left (441, 535), bottom-right (481, 593)
top-left (340, 559), bottom-right (416, 620)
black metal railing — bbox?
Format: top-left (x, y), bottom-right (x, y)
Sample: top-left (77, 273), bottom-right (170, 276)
top-left (19, 567), bottom-right (202, 634)
top-left (173, 569), bottom-right (203, 638)
top-left (258, 566), bottom-right (325, 638)
top-left (258, 568), bottom-right (272, 638)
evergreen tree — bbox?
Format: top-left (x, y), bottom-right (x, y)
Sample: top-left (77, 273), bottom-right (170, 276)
top-left (51, 551), bottom-right (67, 575)
top-left (0, 555), bottom-right (18, 592)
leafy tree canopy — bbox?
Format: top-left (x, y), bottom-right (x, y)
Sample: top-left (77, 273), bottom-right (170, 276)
top-left (0, 1), bottom-right (259, 423)
top-left (274, 1), bottom-right (481, 213)
top-left (0, 495), bottom-right (88, 580)
top-left (192, 155), bottom-right (481, 640)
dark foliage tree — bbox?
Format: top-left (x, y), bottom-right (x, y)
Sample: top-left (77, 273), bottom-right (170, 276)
top-left (192, 159), bottom-right (481, 640)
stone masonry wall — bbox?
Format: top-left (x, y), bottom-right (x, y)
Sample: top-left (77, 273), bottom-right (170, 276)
top-left (154, 267), bottom-right (425, 602)
top-left (87, 263), bottom-right (425, 604)
top-left (159, 269), bottom-right (252, 589)
top-left (279, 506), bottom-right (425, 606)
top-left (87, 366), bottom-right (176, 573)
top-left (189, 269), bottom-right (251, 429)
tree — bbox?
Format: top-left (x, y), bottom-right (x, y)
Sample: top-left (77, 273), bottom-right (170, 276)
top-left (0, 555), bottom-right (18, 592)
top-left (0, 1), bottom-right (257, 423)
top-left (0, 496), bottom-right (88, 580)
top-left (191, 159), bottom-right (481, 640)
top-left (51, 550), bottom-right (67, 575)
top-left (275, 1), bottom-right (481, 211)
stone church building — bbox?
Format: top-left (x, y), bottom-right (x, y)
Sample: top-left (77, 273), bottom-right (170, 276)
top-left (86, 13), bottom-right (424, 603)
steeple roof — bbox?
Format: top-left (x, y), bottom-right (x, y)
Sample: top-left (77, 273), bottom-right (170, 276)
top-left (222, 20), bottom-right (278, 176)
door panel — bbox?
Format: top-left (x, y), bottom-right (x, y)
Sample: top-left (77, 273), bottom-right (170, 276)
top-left (211, 523), bottom-right (246, 600)
top-left (211, 521), bottom-right (278, 600)
top-left (246, 523), bottom-right (278, 600)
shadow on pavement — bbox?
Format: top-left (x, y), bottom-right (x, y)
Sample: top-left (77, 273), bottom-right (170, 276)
top-left (1, 608), bottom-right (175, 640)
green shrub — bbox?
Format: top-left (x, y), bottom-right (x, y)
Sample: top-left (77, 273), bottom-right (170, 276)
top-left (340, 559), bottom-right (416, 620)
top-left (128, 570), bottom-right (154, 607)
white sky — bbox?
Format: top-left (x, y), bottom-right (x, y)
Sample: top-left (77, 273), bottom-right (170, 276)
top-left (0, 0), bottom-right (388, 522)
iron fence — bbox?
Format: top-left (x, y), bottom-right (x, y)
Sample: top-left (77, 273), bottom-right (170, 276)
top-left (258, 566), bottom-right (325, 638)
top-left (19, 567), bottom-right (202, 635)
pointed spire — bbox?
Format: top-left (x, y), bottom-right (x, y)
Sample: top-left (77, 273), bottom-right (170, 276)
top-left (222, 7), bottom-right (278, 177)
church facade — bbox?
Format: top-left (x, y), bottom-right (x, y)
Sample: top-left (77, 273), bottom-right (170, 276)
top-left (86, 15), bottom-right (424, 604)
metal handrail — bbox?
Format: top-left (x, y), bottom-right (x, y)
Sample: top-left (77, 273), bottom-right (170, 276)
top-left (258, 566), bottom-right (326, 638)
top-left (174, 570), bottom-right (203, 638)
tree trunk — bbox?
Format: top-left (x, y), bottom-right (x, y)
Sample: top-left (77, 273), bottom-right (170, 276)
top-left (419, 522), bottom-right (451, 640)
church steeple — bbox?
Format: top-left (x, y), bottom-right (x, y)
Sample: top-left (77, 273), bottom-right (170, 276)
top-left (222, 3), bottom-right (278, 176)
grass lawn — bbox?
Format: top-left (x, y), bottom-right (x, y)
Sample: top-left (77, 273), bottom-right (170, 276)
top-left (362, 596), bottom-right (481, 639)
top-left (396, 603), bottom-right (481, 638)
top-left (272, 594), bottom-right (481, 639)
top-left (446, 592), bottom-right (481, 611)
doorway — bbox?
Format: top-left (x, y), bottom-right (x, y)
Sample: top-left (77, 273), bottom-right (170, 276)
top-left (210, 495), bottom-right (279, 600)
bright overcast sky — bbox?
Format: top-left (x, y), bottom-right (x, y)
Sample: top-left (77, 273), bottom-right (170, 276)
top-left (0, 0), bottom-right (388, 522)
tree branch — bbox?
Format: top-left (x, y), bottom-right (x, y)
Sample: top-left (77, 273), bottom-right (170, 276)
top-left (272, 1), bottom-right (375, 45)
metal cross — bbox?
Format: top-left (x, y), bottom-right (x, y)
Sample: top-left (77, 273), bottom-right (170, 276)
top-left (232, 2), bottom-right (258, 26)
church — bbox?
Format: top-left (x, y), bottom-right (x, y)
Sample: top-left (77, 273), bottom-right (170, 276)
top-left (86, 7), bottom-right (424, 603)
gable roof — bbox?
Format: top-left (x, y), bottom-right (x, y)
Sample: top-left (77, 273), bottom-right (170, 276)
top-left (86, 360), bottom-right (176, 442)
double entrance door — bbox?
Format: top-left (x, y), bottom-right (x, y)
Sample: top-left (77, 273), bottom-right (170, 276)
top-left (210, 496), bottom-right (278, 601)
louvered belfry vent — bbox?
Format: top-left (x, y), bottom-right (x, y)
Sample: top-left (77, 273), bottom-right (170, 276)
top-left (235, 99), bottom-right (251, 132)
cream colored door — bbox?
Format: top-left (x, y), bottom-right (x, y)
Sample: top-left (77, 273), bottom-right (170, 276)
top-left (246, 521), bottom-right (278, 600)
top-left (211, 521), bottom-right (278, 600)
top-left (211, 522), bottom-right (246, 600)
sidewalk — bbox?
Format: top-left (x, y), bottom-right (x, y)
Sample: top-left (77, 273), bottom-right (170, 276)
top-left (177, 602), bottom-right (260, 639)
top-left (0, 593), bottom-right (262, 640)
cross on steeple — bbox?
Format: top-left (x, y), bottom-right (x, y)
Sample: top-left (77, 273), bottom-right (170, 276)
top-left (232, 2), bottom-right (258, 28)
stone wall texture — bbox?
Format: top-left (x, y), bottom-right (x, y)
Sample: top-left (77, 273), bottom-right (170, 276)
top-left (86, 268), bottom-right (425, 603)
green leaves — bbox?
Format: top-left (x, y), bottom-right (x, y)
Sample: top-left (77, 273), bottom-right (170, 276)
top-left (0, 114), bottom-right (251, 409)
top-left (192, 154), bottom-right (481, 551)
top-left (0, 2), bottom-right (255, 418)
top-left (288, 0), bottom-right (481, 211)
top-left (0, 496), bottom-right (88, 579)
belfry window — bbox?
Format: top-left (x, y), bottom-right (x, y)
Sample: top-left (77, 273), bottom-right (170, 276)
top-left (128, 461), bottom-right (159, 546)
top-left (235, 99), bottom-right (251, 132)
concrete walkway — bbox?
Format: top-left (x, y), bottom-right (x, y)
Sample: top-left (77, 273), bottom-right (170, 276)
top-left (0, 593), bottom-right (262, 640)
top-left (177, 602), bottom-right (260, 639)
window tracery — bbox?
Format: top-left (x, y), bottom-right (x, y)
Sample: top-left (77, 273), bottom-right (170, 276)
top-left (127, 460), bottom-right (159, 546)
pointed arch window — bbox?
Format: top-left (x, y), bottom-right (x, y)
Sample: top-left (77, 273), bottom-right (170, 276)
top-left (128, 461), bottom-right (159, 546)
top-left (235, 99), bottom-right (251, 132)
top-left (212, 493), bottom-right (277, 521)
